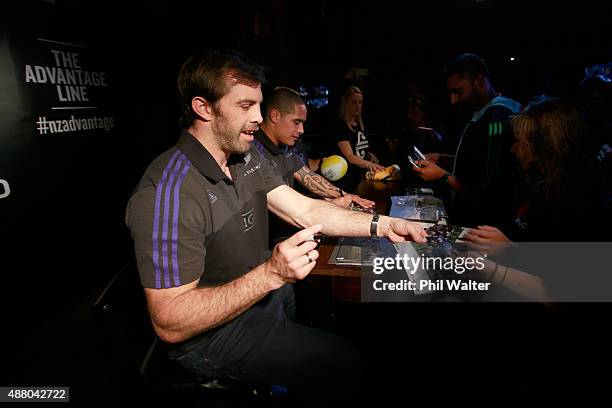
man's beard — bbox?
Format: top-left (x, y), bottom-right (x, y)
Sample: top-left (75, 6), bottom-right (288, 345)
top-left (212, 113), bottom-right (253, 154)
top-left (456, 92), bottom-right (484, 116)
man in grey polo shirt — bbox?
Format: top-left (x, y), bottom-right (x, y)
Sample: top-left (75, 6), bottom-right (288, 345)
top-left (126, 49), bottom-right (427, 392)
top-left (254, 87), bottom-right (375, 246)
top-left (254, 87), bottom-right (373, 208)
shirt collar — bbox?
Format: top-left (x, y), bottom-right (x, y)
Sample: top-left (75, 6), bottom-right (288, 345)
top-left (254, 129), bottom-right (284, 155)
top-left (175, 130), bottom-right (243, 184)
top-left (471, 96), bottom-right (521, 122)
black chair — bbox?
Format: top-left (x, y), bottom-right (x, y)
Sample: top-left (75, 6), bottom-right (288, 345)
top-left (91, 259), bottom-right (262, 404)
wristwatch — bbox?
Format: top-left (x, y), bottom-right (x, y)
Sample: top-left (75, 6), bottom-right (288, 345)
top-left (370, 213), bottom-right (380, 237)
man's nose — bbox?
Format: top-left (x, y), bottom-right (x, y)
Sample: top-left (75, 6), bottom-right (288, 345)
top-left (298, 123), bottom-right (304, 134)
top-left (252, 104), bottom-right (263, 124)
top-left (450, 94), bottom-right (459, 105)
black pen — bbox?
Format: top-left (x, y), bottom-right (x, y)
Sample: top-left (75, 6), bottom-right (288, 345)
top-left (307, 233), bottom-right (326, 250)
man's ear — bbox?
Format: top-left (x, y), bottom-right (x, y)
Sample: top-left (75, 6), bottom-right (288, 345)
top-left (191, 96), bottom-right (214, 122)
top-left (269, 108), bottom-right (281, 124)
top-left (474, 73), bottom-right (486, 93)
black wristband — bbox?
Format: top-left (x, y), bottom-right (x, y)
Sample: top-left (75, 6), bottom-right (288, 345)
top-left (370, 214), bottom-right (380, 237)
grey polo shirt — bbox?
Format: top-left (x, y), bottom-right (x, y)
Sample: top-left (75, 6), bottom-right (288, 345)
top-left (253, 129), bottom-right (306, 188)
top-left (126, 131), bottom-right (284, 289)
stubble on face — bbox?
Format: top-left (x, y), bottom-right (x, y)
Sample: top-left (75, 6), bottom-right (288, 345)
top-left (211, 108), bottom-right (258, 154)
top-left (212, 111), bottom-right (246, 153)
top-left (448, 74), bottom-right (483, 115)
top-left (209, 82), bottom-right (263, 155)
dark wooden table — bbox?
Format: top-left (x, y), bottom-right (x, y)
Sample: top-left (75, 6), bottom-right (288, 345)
top-left (310, 179), bottom-right (405, 279)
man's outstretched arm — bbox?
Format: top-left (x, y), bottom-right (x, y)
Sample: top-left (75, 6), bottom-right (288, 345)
top-left (293, 165), bottom-right (374, 208)
top-left (267, 185), bottom-right (427, 242)
top-left (294, 165), bottom-right (343, 198)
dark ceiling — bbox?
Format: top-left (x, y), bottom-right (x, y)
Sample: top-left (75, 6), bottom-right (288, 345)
top-left (8, 0), bottom-right (610, 129)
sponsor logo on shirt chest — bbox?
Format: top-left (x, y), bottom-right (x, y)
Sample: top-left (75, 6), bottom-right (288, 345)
top-left (241, 208), bottom-right (256, 232)
top-left (244, 162), bottom-right (261, 176)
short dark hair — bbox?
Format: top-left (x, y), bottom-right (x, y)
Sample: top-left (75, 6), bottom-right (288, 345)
top-left (177, 49), bottom-right (266, 129)
top-left (444, 53), bottom-right (490, 81)
top-left (265, 87), bottom-right (305, 116)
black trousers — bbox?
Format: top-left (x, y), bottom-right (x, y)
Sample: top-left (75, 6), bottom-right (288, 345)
top-left (174, 284), bottom-right (362, 391)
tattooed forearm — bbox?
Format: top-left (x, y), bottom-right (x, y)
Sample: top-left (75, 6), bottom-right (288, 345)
top-left (295, 167), bottom-right (341, 198)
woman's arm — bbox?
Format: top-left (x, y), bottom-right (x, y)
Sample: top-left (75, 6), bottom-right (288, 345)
top-left (337, 141), bottom-right (385, 172)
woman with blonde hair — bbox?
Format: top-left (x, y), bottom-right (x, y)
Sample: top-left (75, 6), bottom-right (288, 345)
top-left (329, 85), bottom-right (385, 192)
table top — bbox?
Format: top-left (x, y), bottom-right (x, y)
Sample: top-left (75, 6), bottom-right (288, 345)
top-left (310, 179), bottom-right (405, 277)
top-left (310, 235), bottom-right (359, 277)
top-left (353, 179), bottom-right (405, 215)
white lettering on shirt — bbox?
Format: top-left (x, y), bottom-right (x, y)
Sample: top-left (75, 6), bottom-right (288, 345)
top-left (355, 131), bottom-right (369, 158)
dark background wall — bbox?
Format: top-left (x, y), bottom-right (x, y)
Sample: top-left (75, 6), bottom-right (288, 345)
top-left (0, 0), bottom-right (610, 405)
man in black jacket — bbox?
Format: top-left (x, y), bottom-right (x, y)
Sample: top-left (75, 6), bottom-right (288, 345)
top-left (414, 53), bottom-right (521, 227)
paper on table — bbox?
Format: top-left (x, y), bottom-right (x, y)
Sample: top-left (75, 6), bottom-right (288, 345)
top-left (389, 195), bottom-right (447, 222)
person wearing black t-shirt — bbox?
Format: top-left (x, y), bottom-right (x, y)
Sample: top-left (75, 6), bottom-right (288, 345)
top-left (329, 85), bottom-right (385, 192)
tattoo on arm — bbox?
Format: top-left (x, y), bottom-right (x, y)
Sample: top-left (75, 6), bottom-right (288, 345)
top-left (295, 167), bottom-right (341, 198)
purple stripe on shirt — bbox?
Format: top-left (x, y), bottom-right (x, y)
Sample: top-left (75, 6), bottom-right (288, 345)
top-left (162, 154), bottom-right (186, 288)
top-left (171, 158), bottom-right (191, 287)
top-left (153, 150), bottom-right (181, 289)
top-left (253, 140), bottom-right (265, 157)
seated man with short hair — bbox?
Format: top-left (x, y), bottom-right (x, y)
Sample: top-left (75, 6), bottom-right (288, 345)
top-left (126, 49), bottom-right (427, 392)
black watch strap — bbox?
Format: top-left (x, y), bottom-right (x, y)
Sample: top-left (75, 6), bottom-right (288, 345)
top-left (370, 214), bottom-right (380, 237)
